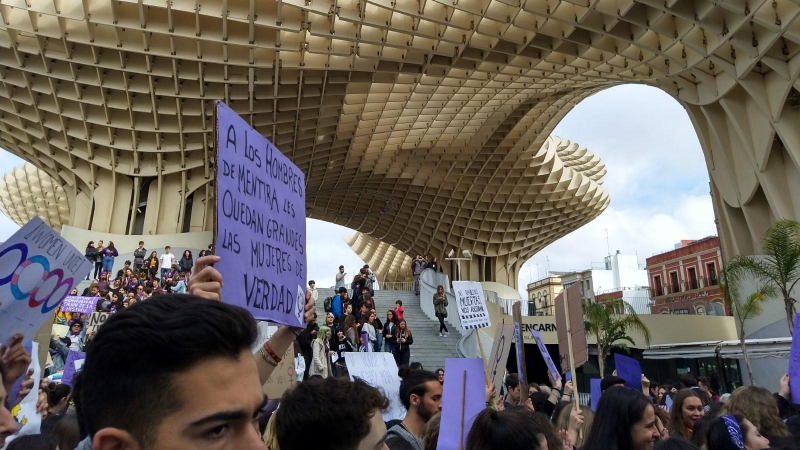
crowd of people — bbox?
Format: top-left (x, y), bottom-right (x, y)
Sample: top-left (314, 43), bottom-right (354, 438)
top-left (0, 253), bottom-right (798, 450)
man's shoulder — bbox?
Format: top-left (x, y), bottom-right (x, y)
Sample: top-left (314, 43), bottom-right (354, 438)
top-left (386, 424), bottom-right (422, 450)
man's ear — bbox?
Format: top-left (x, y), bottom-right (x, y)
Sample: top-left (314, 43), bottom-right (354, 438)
top-left (409, 393), bottom-right (420, 409)
top-left (93, 428), bottom-right (142, 450)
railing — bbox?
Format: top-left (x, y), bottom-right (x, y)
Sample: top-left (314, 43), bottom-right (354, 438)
top-left (382, 281), bottom-right (414, 291)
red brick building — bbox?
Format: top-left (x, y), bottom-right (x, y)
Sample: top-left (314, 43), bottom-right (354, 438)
top-left (645, 237), bottom-right (727, 315)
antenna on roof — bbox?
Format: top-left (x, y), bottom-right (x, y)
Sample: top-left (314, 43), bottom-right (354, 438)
top-left (601, 228), bottom-right (610, 256)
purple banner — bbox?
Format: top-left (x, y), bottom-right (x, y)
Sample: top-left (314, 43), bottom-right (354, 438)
top-left (531, 328), bottom-right (561, 382)
top-left (215, 102), bottom-right (306, 327)
top-left (61, 296), bottom-right (98, 315)
top-left (437, 358), bottom-right (486, 450)
top-left (788, 313), bottom-right (800, 404)
top-left (61, 351), bottom-right (86, 386)
top-left (590, 378), bottom-right (601, 411)
top-left (614, 353), bottom-right (642, 391)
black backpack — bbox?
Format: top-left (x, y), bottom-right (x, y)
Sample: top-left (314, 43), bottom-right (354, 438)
top-left (323, 296), bottom-right (333, 313)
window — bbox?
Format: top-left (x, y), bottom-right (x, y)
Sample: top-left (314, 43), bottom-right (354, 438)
top-left (654, 275), bottom-right (663, 296)
top-left (670, 272), bottom-right (680, 293)
top-left (695, 305), bottom-right (706, 315)
top-left (707, 263), bottom-right (718, 285)
top-left (688, 267), bottom-right (698, 290)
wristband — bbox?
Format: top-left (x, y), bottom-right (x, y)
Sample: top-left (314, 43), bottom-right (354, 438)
top-left (263, 343), bottom-right (282, 363)
top-left (258, 348), bottom-right (278, 367)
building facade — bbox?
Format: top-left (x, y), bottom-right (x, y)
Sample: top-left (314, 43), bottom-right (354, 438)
top-left (526, 276), bottom-right (563, 316)
top-left (646, 237), bottom-right (726, 315)
top-left (556, 252), bottom-right (651, 313)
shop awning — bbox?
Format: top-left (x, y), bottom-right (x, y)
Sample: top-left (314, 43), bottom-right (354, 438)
top-left (643, 338), bottom-right (791, 360)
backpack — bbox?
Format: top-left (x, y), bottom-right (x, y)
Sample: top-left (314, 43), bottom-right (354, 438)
top-left (323, 296), bottom-right (333, 313)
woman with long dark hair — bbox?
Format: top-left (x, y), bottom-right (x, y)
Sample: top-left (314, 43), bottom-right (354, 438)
top-left (581, 386), bottom-right (661, 450)
top-left (84, 241), bottom-right (96, 280)
top-left (93, 240), bottom-right (105, 279)
top-left (145, 251), bottom-right (159, 279)
top-left (706, 414), bottom-right (769, 450)
top-left (668, 389), bottom-right (705, 440)
top-left (433, 285), bottom-right (449, 336)
top-left (101, 241), bottom-right (118, 273)
top-left (179, 249), bottom-right (194, 272)
top-left (393, 319), bottom-right (413, 366)
top-left (384, 310), bottom-right (397, 354)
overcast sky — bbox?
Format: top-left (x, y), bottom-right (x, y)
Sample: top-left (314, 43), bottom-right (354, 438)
top-left (0, 84), bottom-right (717, 295)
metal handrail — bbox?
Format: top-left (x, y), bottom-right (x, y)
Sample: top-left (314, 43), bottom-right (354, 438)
top-left (382, 281), bottom-right (414, 291)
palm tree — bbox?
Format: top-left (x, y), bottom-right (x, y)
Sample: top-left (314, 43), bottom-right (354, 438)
top-left (583, 296), bottom-right (652, 377)
top-left (722, 268), bottom-right (774, 385)
top-left (723, 219), bottom-right (800, 334)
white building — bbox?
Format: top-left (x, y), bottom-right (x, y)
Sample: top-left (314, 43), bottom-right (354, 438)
top-left (555, 251), bottom-right (652, 314)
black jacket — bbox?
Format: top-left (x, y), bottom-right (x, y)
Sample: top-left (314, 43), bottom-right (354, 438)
top-left (383, 322), bottom-right (397, 345)
top-left (333, 336), bottom-right (354, 359)
top-left (179, 257), bottom-right (193, 272)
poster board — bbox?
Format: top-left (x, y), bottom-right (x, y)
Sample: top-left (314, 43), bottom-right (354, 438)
top-left (60, 296), bottom-right (98, 315)
top-left (86, 312), bottom-right (109, 334)
top-left (531, 328), bottom-right (561, 382)
top-left (262, 345), bottom-right (296, 400)
top-left (214, 101), bottom-right (306, 327)
top-left (554, 284), bottom-right (587, 372)
top-left (0, 217), bottom-right (93, 344)
top-left (486, 324), bottom-right (514, 394)
top-left (787, 313), bottom-right (800, 403)
top-left (437, 358), bottom-right (485, 450)
top-left (614, 353), bottom-right (643, 391)
top-left (452, 281), bottom-right (490, 329)
top-left (345, 352), bottom-right (405, 421)
top-left (512, 302), bottom-right (529, 395)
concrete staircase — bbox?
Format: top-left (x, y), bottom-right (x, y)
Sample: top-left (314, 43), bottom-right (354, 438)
top-left (315, 288), bottom-right (462, 371)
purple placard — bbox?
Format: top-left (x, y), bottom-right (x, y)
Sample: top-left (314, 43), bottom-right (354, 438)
top-left (61, 351), bottom-right (86, 386)
top-left (788, 313), bottom-right (800, 404)
top-left (614, 353), bottom-right (642, 390)
top-left (565, 371), bottom-right (572, 382)
top-left (531, 328), bottom-right (561, 382)
top-left (590, 378), bottom-right (601, 411)
top-left (665, 394), bottom-right (674, 413)
top-left (437, 358), bottom-right (486, 450)
top-left (61, 296), bottom-right (98, 315)
top-left (215, 102), bottom-right (306, 327)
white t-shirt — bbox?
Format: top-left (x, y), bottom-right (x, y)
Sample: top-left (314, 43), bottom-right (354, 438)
top-left (160, 252), bottom-right (174, 269)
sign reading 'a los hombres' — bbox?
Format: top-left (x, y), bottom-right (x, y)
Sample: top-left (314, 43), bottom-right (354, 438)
top-left (215, 102), bottom-right (306, 327)
top-left (452, 281), bottom-right (490, 329)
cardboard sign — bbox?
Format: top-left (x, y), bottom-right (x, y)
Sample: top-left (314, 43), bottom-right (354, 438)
top-left (215, 101), bottom-right (306, 327)
top-left (614, 353), bottom-right (643, 391)
top-left (531, 328), bottom-right (561, 383)
top-left (262, 345), bottom-right (296, 400)
top-left (0, 217), bottom-right (93, 344)
top-left (437, 358), bottom-right (486, 450)
top-left (486, 324), bottom-right (514, 394)
top-left (665, 394), bottom-right (674, 413)
top-left (555, 284), bottom-right (587, 372)
top-left (452, 281), bottom-right (490, 329)
top-left (250, 322), bottom-right (279, 354)
top-left (788, 313), bottom-right (800, 404)
top-left (61, 351), bottom-right (86, 385)
top-left (86, 312), bottom-right (109, 334)
top-left (345, 352), bottom-right (405, 421)
top-left (590, 378), bottom-right (601, 411)
top-left (61, 296), bottom-right (98, 315)
top-left (512, 302), bottom-right (529, 395)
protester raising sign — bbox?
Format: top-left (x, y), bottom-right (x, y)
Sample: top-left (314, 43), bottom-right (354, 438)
top-left (214, 101), bottom-right (306, 328)
top-left (452, 281), bottom-right (490, 329)
top-left (486, 324), bottom-right (514, 396)
top-left (0, 217), bottom-right (93, 344)
top-left (345, 352), bottom-right (405, 421)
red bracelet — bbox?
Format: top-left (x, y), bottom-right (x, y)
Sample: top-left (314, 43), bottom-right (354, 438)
top-left (263, 343), bottom-right (282, 363)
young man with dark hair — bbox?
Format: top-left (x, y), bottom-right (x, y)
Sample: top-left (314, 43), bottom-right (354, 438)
top-left (386, 370), bottom-right (442, 450)
top-left (72, 254), bottom-right (314, 450)
top-left (276, 377), bottom-right (390, 450)
top-left (503, 373), bottom-right (521, 407)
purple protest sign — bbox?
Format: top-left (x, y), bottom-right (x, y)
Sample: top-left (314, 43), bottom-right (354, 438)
top-left (614, 353), bottom-right (642, 391)
top-left (61, 296), bottom-right (98, 315)
top-left (215, 102), bottom-right (306, 327)
top-left (61, 351), bottom-right (86, 386)
top-left (531, 328), bottom-right (561, 383)
top-left (788, 313), bottom-right (800, 404)
top-left (590, 378), bottom-right (601, 411)
top-left (437, 358), bottom-right (486, 450)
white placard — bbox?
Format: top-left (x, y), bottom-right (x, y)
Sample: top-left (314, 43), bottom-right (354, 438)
top-left (452, 281), bottom-right (490, 330)
top-left (3, 342), bottom-right (41, 449)
top-left (345, 352), bottom-right (405, 421)
top-left (0, 217), bottom-right (93, 344)
top-left (250, 321), bottom-right (279, 354)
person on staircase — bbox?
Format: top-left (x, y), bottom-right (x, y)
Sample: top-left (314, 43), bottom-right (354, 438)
top-left (362, 310), bottom-right (378, 352)
top-left (433, 285), bottom-right (449, 337)
top-left (371, 309), bottom-right (384, 352)
top-left (309, 325), bottom-right (331, 379)
top-left (384, 310), bottom-right (397, 354)
top-left (393, 319), bottom-right (413, 366)
top-left (331, 287), bottom-right (348, 322)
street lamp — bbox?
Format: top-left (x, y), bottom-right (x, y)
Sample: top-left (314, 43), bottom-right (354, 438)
top-left (445, 249), bottom-right (473, 281)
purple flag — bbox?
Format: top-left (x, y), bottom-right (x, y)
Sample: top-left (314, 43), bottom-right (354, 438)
top-left (614, 353), bottom-right (642, 391)
top-left (61, 351), bottom-right (86, 386)
top-left (788, 313), bottom-right (800, 404)
top-left (531, 328), bottom-right (561, 382)
top-left (215, 102), bottom-right (306, 327)
top-left (590, 378), bottom-right (601, 411)
top-left (61, 296), bottom-right (98, 315)
top-left (437, 358), bottom-right (486, 450)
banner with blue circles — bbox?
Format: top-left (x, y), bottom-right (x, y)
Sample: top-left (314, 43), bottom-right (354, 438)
top-left (0, 217), bottom-right (93, 345)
